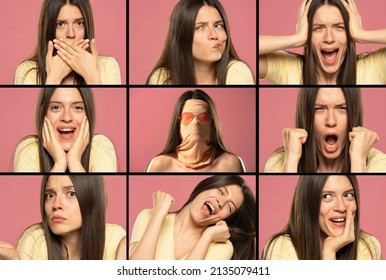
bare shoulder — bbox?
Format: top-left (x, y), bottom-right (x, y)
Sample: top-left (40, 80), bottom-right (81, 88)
top-left (146, 154), bottom-right (176, 172)
top-left (213, 153), bottom-right (244, 172)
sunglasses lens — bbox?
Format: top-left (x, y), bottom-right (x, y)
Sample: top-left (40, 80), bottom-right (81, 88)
top-left (180, 113), bottom-right (194, 125)
top-left (197, 112), bottom-right (211, 125)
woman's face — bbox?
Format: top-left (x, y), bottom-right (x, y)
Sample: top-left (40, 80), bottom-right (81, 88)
top-left (192, 5), bottom-right (227, 66)
top-left (55, 4), bottom-right (85, 41)
top-left (45, 88), bottom-right (86, 152)
top-left (319, 176), bottom-right (357, 238)
top-left (311, 5), bottom-right (347, 76)
top-left (180, 99), bottom-right (211, 141)
top-left (313, 88), bottom-right (348, 161)
top-left (44, 176), bottom-right (82, 238)
top-left (190, 184), bottom-right (244, 226)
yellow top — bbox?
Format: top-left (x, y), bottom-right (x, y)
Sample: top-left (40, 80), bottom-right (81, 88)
top-left (14, 56), bottom-right (121, 84)
top-left (14, 134), bottom-right (117, 172)
top-left (264, 233), bottom-right (381, 260)
top-left (148, 60), bottom-right (255, 85)
top-left (130, 209), bottom-right (234, 260)
top-left (17, 223), bottom-right (126, 260)
top-left (265, 48), bottom-right (386, 84)
top-left (264, 147), bottom-right (386, 172)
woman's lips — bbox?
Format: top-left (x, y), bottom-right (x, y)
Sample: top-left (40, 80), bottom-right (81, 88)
top-left (51, 215), bottom-right (66, 223)
top-left (321, 49), bottom-right (339, 65)
top-left (324, 134), bottom-right (338, 153)
top-left (57, 127), bottom-right (76, 141)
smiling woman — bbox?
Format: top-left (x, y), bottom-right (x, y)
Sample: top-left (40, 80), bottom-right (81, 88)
top-left (262, 175), bottom-right (381, 260)
top-left (14, 0), bottom-right (121, 85)
top-left (129, 175), bottom-right (256, 260)
top-left (146, 0), bottom-right (254, 85)
top-left (264, 87), bottom-right (386, 172)
top-left (13, 87), bottom-right (117, 172)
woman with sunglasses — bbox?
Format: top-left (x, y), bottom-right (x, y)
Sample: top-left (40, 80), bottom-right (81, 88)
top-left (146, 89), bottom-right (245, 172)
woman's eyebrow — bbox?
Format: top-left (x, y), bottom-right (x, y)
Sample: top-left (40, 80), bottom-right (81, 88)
top-left (195, 20), bottom-right (224, 25)
top-left (57, 17), bottom-right (84, 22)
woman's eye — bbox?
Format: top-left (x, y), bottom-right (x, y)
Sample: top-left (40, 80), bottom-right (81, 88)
top-left (74, 105), bottom-right (84, 111)
top-left (195, 25), bottom-right (204, 30)
top-left (75, 21), bottom-right (84, 27)
top-left (214, 23), bottom-right (224, 29)
top-left (218, 189), bottom-right (224, 195)
top-left (45, 192), bottom-right (54, 199)
top-left (51, 105), bottom-right (61, 111)
top-left (56, 22), bottom-right (65, 28)
top-left (345, 193), bottom-right (354, 198)
top-left (67, 191), bottom-right (76, 197)
top-left (322, 193), bottom-right (332, 199)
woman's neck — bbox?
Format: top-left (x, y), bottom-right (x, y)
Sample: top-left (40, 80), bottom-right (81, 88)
top-left (194, 62), bottom-right (217, 84)
top-left (174, 206), bottom-right (206, 238)
top-left (61, 231), bottom-right (82, 260)
top-left (316, 68), bottom-right (339, 85)
top-left (317, 153), bottom-right (344, 172)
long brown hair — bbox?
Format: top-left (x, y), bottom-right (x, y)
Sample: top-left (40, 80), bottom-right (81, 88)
top-left (146, 0), bottom-right (242, 85)
top-left (159, 89), bottom-right (231, 158)
top-left (263, 175), bottom-right (377, 260)
top-left (40, 175), bottom-right (106, 259)
top-left (26, 0), bottom-right (95, 84)
top-left (303, 0), bottom-right (356, 84)
top-left (36, 87), bottom-right (96, 171)
top-left (179, 175), bottom-right (256, 260)
top-left (296, 87), bottom-right (362, 172)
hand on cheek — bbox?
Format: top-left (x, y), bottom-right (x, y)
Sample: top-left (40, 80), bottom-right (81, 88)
top-left (66, 116), bottom-right (89, 172)
top-left (42, 117), bottom-right (67, 172)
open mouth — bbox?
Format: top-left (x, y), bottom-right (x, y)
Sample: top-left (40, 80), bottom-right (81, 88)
top-left (324, 134), bottom-right (338, 153)
top-left (330, 217), bottom-right (346, 227)
top-left (57, 127), bottom-right (76, 140)
top-left (321, 49), bottom-right (339, 64)
top-left (204, 202), bottom-right (215, 215)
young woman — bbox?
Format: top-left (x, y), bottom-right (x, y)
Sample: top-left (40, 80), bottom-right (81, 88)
top-left (14, 87), bottom-right (117, 172)
top-left (146, 89), bottom-right (245, 172)
top-left (259, 0), bottom-right (386, 84)
top-left (14, 0), bottom-right (121, 85)
top-left (0, 175), bottom-right (126, 260)
top-left (262, 175), bottom-right (381, 260)
top-left (264, 87), bottom-right (386, 172)
top-left (146, 0), bottom-right (254, 85)
top-left (129, 175), bottom-right (256, 260)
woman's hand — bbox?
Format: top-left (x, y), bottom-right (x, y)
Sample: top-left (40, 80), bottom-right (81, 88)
top-left (66, 116), bottom-right (89, 172)
top-left (42, 117), bottom-right (67, 172)
top-left (0, 241), bottom-right (20, 260)
top-left (46, 39), bottom-right (89, 84)
top-left (349, 126), bottom-right (379, 172)
top-left (282, 128), bottom-right (308, 172)
top-left (54, 38), bottom-right (101, 84)
top-left (203, 220), bottom-right (230, 243)
top-left (342, 0), bottom-right (365, 43)
top-left (152, 191), bottom-right (175, 217)
top-left (322, 205), bottom-right (355, 260)
top-left (295, 0), bottom-right (312, 47)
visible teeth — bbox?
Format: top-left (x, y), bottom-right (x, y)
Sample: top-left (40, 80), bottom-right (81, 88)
top-left (59, 128), bottom-right (74, 132)
top-left (205, 202), bottom-right (214, 214)
top-left (332, 218), bottom-right (345, 222)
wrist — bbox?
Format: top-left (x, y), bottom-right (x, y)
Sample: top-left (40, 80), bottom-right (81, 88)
top-left (51, 161), bottom-right (67, 172)
top-left (283, 155), bottom-right (300, 172)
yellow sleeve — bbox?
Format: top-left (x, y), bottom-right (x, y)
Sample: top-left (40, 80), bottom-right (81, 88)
top-left (99, 56), bottom-right (121, 84)
top-left (204, 240), bottom-right (234, 260)
top-left (130, 209), bottom-right (153, 245)
top-left (148, 68), bottom-right (169, 85)
top-left (226, 61), bottom-right (255, 85)
top-left (265, 51), bottom-right (302, 84)
top-left (357, 47), bottom-right (386, 84)
top-left (103, 224), bottom-right (127, 260)
top-left (366, 148), bottom-right (386, 172)
top-left (17, 224), bottom-right (48, 260)
top-left (14, 61), bottom-right (39, 85)
top-left (89, 134), bottom-right (117, 172)
top-left (264, 235), bottom-right (298, 260)
top-left (14, 137), bottom-right (40, 172)
top-left (357, 233), bottom-right (382, 260)
top-left (264, 147), bottom-right (285, 172)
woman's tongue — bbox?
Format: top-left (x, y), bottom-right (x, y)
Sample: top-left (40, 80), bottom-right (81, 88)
top-left (322, 49), bottom-right (338, 64)
top-left (325, 135), bottom-right (338, 153)
top-left (201, 203), bottom-right (211, 218)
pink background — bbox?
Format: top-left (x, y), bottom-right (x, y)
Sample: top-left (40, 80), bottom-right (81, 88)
top-left (259, 175), bottom-right (386, 260)
top-left (0, 0), bottom-right (126, 85)
top-left (129, 0), bottom-right (256, 84)
top-left (0, 175), bottom-right (126, 246)
top-left (259, 0), bottom-right (386, 84)
top-left (0, 88), bottom-right (127, 172)
top-left (128, 175), bottom-right (256, 240)
top-left (259, 87), bottom-right (386, 172)
top-left (129, 87), bottom-right (256, 172)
